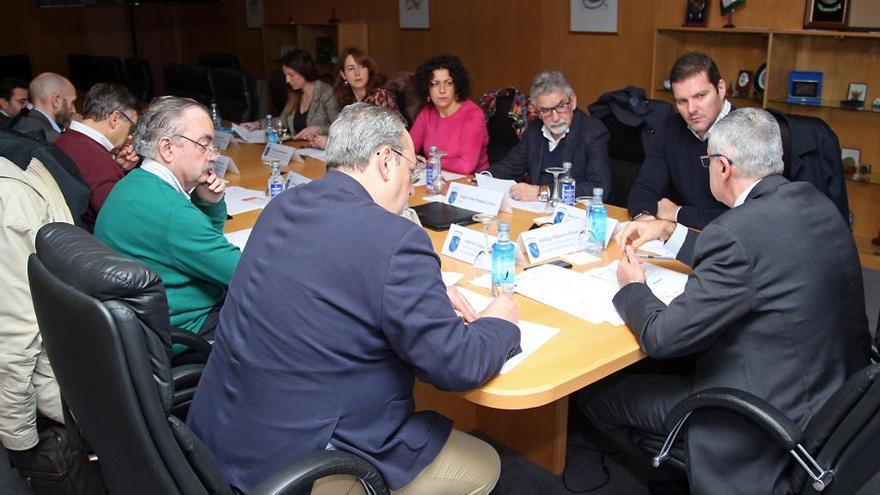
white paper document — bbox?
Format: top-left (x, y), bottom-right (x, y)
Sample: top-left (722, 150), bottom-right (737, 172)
top-left (224, 186), bottom-right (269, 215)
top-left (224, 228), bottom-right (252, 251)
top-left (441, 171), bottom-right (466, 181)
top-left (441, 272), bottom-right (464, 287)
top-left (231, 123), bottom-right (266, 144)
top-left (584, 261), bottom-right (689, 305)
top-left (515, 263), bottom-right (624, 325)
top-left (284, 171), bottom-right (311, 189)
top-left (638, 239), bottom-right (675, 258)
top-left (296, 147), bottom-right (327, 161)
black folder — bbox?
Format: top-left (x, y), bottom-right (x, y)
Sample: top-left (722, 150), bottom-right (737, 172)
top-left (412, 202), bottom-right (479, 231)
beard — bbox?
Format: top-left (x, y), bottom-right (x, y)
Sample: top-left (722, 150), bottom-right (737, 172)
top-left (55, 100), bottom-right (73, 130)
top-left (548, 120), bottom-right (570, 136)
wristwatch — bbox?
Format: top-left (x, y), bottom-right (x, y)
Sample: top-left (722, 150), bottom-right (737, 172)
top-left (538, 184), bottom-right (550, 202)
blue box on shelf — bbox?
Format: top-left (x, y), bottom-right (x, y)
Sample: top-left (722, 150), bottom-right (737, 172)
top-left (786, 71), bottom-right (823, 106)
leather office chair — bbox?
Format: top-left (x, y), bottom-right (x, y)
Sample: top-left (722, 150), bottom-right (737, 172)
top-left (125, 57), bottom-right (154, 102)
top-left (211, 67), bottom-right (259, 122)
top-left (164, 62), bottom-right (215, 107)
top-left (269, 69), bottom-right (289, 116)
top-left (653, 363), bottom-right (880, 494)
top-left (69, 54), bottom-right (125, 92)
top-left (28, 222), bottom-right (390, 495)
top-left (198, 53), bottom-right (242, 71)
top-left (0, 54), bottom-right (32, 82)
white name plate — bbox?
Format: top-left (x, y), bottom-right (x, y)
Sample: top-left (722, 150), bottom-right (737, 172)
top-left (284, 171), bottom-right (311, 189)
top-left (231, 123), bottom-right (265, 144)
top-left (213, 130), bottom-right (233, 151)
top-left (445, 182), bottom-right (503, 216)
top-left (261, 142), bottom-right (302, 165)
top-left (551, 203), bottom-right (586, 224)
top-left (211, 155), bottom-right (239, 178)
top-left (474, 173), bottom-right (516, 213)
top-left (441, 224), bottom-right (496, 269)
top-left (516, 221), bottom-right (585, 264)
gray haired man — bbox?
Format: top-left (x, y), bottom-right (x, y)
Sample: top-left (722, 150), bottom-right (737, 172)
top-left (578, 108), bottom-right (869, 494)
top-left (488, 70), bottom-right (611, 201)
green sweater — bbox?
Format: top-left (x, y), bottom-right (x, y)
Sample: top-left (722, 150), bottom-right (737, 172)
top-left (95, 168), bottom-right (241, 338)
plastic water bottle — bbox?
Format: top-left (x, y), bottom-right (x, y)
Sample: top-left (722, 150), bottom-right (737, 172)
top-left (426, 146), bottom-right (445, 194)
top-left (560, 161), bottom-right (576, 206)
top-left (268, 160), bottom-right (283, 199)
top-left (587, 187), bottom-right (607, 253)
top-left (265, 114), bottom-right (278, 144)
top-left (210, 102), bottom-right (222, 129)
top-left (491, 222), bottom-right (516, 296)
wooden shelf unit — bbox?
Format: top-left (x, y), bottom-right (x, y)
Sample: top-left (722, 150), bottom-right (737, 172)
top-left (652, 27), bottom-right (880, 243)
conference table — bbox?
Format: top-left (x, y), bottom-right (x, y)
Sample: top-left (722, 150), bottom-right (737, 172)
top-left (221, 141), bottom-right (687, 475)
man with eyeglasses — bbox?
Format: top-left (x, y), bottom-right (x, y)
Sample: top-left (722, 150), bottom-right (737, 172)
top-left (488, 70), bottom-right (610, 202)
top-left (55, 83), bottom-right (140, 231)
top-left (189, 103), bottom-right (520, 495)
top-left (96, 96), bottom-right (240, 345)
top-left (578, 108), bottom-right (869, 494)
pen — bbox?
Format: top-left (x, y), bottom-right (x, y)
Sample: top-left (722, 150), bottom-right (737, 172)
top-left (637, 252), bottom-right (674, 260)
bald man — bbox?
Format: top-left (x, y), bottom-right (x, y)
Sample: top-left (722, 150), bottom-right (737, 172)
top-left (12, 72), bottom-right (77, 143)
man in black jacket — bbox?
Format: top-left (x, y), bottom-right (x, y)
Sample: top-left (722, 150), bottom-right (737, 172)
top-left (488, 71), bottom-right (610, 201)
top-left (0, 79), bottom-right (28, 130)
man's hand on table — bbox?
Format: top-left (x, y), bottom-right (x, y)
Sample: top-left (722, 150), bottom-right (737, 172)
top-left (448, 286), bottom-right (478, 323)
top-left (617, 245), bottom-right (647, 288)
top-left (615, 218), bottom-right (676, 249)
top-left (479, 293), bottom-right (518, 326)
top-left (509, 183), bottom-right (541, 202)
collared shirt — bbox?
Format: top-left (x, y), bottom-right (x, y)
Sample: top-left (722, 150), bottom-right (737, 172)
top-left (140, 158), bottom-right (191, 199)
top-left (68, 120), bottom-right (113, 152)
top-left (34, 108), bottom-right (61, 133)
top-left (542, 125), bottom-right (570, 153)
top-left (664, 176), bottom-right (764, 256)
top-left (688, 99), bottom-right (731, 142)
top-left (0, 110), bottom-right (9, 118)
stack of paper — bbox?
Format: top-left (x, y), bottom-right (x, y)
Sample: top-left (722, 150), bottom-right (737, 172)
top-left (224, 228), bottom-right (252, 251)
top-left (224, 186), bottom-right (269, 215)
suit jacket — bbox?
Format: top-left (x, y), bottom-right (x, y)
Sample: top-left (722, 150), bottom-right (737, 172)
top-left (614, 175), bottom-right (869, 494)
top-left (188, 171), bottom-right (521, 492)
top-left (283, 79), bottom-right (339, 134)
top-left (55, 128), bottom-right (122, 231)
top-left (488, 109), bottom-right (611, 198)
top-left (12, 110), bottom-right (60, 143)
top-left (0, 113), bottom-right (10, 130)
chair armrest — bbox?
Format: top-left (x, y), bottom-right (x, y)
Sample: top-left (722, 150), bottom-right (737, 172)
top-left (665, 387), bottom-right (804, 449)
top-left (171, 328), bottom-right (213, 356)
top-left (171, 363), bottom-right (203, 390)
top-left (252, 450), bottom-right (389, 495)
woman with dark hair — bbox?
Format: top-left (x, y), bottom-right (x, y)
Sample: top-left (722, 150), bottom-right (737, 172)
top-left (241, 49), bottom-right (337, 140)
top-left (409, 54), bottom-right (488, 174)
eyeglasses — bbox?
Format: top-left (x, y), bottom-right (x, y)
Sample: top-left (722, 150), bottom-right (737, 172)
top-left (391, 148), bottom-right (425, 185)
top-left (175, 134), bottom-right (219, 158)
top-left (116, 109), bottom-right (136, 127)
top-left (699, 154), bottom-right (734, 168)
top-left (536, 99), bottom-right (571, 118)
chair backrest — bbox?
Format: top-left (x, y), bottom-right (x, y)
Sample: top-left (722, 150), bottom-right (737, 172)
top-left (164, 63), bottom-right (215, 107)
top-left (125, 57), bottom-right (154, 102)
top-left (485, 93), bottom-right (519, 165)
top-left (28, 222), bottom-right (232, 495)
top-left (793, 363), bottom-right (880, 494)
top-left (211, 67), bottom-right (258, 122)
top-left (198, 53), bottom-right (242, 71)
top-left (268, 69), bottom-right (289, 116)
top-left (68, 54), bottom-right (125, 92)
top-left (0, 54), bottom-right (32, 82)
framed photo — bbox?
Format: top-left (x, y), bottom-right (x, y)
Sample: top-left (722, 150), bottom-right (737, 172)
top-left (847, 82), bottom-right (868, 102)
top-left (734, 70), bottom-right (752, 95)
top-left (721, 0), bottom-right (746, 16)
top-left (804, 0), bottom-right (849, 30)
top-left (399, 0), bottom-right (430, 30)
top-left (841, 147), bottom-right (860, 178)
top-left (684, 0), bottom-right (709, 26)
top-left (570, 0), bottom-right (619, 33)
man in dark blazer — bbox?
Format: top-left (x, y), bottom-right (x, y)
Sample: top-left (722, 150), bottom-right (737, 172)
top-left (488, 71), bottom-right (610, 201)
top-left (12, 73), bottom-right (76, 143)
top-left (188, 103), bottom-right (521, 494)
top-left (579, 108), bottom-right (869, 494)
top-left (0, 78), bottom-right (29, 130)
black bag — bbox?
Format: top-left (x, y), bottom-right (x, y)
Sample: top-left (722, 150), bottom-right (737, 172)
top-left (7, 417), bottom-right (104, 495)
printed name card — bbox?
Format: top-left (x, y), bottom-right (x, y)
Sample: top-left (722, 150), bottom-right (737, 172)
top-left (261, 142), bottom-right (301, 165)
top-left (211, 155), bottom-right (239, 178)
top-left (445, 182), bottom-right (503, 216)
top-left (551, 203), bottom-right (586, 224)
top-left (441, 224), bottom-right (496, 269)
top-left (474, 174), bottom-right (516, 213)
top-left (516, 221), bottom-right (585, 264)
top-left (213, 130), bottom-right (233, 151)
top-left (231, 123), bottom-right (266, 144)
top-left (284, 171), bottom-right (311, 189)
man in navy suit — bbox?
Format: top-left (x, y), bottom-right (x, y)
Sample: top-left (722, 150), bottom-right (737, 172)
top-left (189, 103), bottom-right (521, 494)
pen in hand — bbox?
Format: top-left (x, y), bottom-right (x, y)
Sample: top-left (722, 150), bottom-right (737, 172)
top-left (636, 252), bottom-right (674, 260)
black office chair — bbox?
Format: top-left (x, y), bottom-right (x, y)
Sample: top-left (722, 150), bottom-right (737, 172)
top-left (871, 306), bottom-right (880, 363)
top-left (653, 363), bottom-right (880, 494)
top-left (164, 62), bottom-right (215, 107)
top-left (125, 56), bottom-right (154, 102)
top-left (212, 67), bottom-right (259, 122)
top-left (68, 54), bottom-right (125, 92)
top-left (198, 53), bottom-right (242, 71)
top-left (28, 222), bottom-right (389, 495)
top-left (482, 89), bottom-right (521, 165)
top-left (0, 54), bottom-right (32, 82)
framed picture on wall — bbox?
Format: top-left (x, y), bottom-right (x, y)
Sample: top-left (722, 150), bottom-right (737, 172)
top-left (400, 0), bottom-right (430, 29)
top-left (804, 0), bottom-right (850, 29)
top-left (841, 147), bottom-right (859, 179)
top-left (570, 0), bottom-right (619, 33)
top-left (846, 82), bottom-right (868, 102)
top-left (684, 0), bottom-right (709, 26)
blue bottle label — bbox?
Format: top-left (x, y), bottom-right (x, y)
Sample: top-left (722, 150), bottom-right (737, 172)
top-left (269, 182), bottom-right (283, 198)
top-left (561, 183), bottom-right (575, 205)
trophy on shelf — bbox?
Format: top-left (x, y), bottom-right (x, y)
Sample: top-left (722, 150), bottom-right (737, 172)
top-left (721, 0), bottom-right (746, 28)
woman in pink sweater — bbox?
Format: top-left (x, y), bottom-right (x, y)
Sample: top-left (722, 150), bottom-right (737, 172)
top-left (409, 54), bottom-right (489, 174)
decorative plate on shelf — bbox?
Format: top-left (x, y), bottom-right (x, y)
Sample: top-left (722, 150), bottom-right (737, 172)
top-left (754, 63), bottom-right (767, 95)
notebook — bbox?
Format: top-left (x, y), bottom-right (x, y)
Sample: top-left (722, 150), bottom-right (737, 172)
top-left (412, 202), bottom-right (479, 231)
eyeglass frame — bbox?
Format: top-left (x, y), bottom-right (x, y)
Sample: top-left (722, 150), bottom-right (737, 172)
top-left (390, 147), bottom-right (425, 185)
top-left (699, 153), bottom-right (733, 168)
top-left (115, 108), bottom-right (136, 127)
top-left (173, 134), bottom-right (219, 158)
top-left (535, 98), bottom-right (572, 118)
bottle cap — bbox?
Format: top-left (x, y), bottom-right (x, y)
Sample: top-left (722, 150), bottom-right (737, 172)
top-left (592, 187), bottom-right (603, 197)
top-left (563, 161), bottom-right (572, 170)
top-left (498, 221), bottom-right (510, 232)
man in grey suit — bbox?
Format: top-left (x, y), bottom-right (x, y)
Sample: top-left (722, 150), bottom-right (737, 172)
top-left (579, 108), bottom-right (869, 494)
top-left (12, 73), bottom-right (76, 143)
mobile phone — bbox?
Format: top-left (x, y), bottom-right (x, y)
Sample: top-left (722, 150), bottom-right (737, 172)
top-left (525, 259), bottom-right (573, 270)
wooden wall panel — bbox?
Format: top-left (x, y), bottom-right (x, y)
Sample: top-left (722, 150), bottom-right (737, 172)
top-left (654, 0), bottom-right (808, 30)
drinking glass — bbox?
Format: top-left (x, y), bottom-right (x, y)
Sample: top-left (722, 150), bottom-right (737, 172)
top-left (545, 167), bottom-right (567, 208)
top-left (472, 213), bottom-right (497, 268)
top-left (575, 196), bottom-right (593, 249)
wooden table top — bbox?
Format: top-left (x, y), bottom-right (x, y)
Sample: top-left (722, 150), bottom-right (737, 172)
top-left (221, 142), bottom-right (688, 410)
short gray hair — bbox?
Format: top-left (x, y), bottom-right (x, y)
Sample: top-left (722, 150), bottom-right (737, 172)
top-left (708, 108), bottom-right (783, 180)
top-left (325, 103), bottom-right (407, 172)
top-left (82, 83), bottom-right (138, 121)
top-left (530, 71), bottom-right (574, 99)
top-left (132, 96), bottom-right (206, 159)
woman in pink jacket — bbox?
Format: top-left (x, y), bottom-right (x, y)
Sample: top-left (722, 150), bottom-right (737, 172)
top-left (409, 54), bottom-right (489, 174)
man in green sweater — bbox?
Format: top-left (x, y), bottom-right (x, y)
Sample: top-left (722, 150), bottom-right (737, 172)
top-left (95, 96), bottom-right (240, 341)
